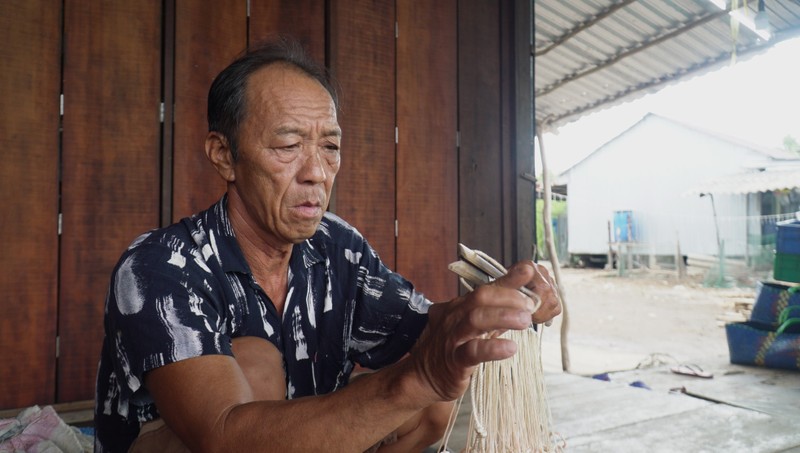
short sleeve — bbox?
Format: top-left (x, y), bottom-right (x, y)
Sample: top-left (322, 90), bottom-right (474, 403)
top-left (341, 234), bottom-right (431, 369)
top-left (105, 242), bottom-right (232, 404)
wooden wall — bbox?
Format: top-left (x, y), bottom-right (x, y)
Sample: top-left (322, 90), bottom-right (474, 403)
top-left (1, 0), bottom-right (61, 407)
top-left (0, 0), bottom-right (533, 410)
top-left (329, 0), bottom-right (399, 269)
top-left (396, 0), bottom-right (459, 300)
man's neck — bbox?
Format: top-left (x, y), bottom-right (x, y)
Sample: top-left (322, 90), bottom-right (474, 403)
top-left (226, 193), bottom-right (292, 315)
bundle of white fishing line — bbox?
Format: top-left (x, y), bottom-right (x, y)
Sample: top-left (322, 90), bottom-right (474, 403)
top-left (440, 326), bottom-right (562, 452)
top-left (442, 244), bottom-right (564, 452)
top-left (468, 327), bottom-right (561, 453)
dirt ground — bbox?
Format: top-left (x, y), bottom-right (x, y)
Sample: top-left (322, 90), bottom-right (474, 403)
top-left (538, 263), bottom-right (756, 376)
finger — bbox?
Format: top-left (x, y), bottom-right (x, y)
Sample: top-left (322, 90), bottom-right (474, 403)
top-left (447, 286), bottom-right (535, 340)
top-left (457, 302), bottom-right (534, 340)
top-left (526, 262), bottom-right (556, 293)
top-left (531, 290), bottom-right (562, 324)
top-left (493, 260), bottom-right (535, 290)
top-left (454, 337), bottom-right (518, 368)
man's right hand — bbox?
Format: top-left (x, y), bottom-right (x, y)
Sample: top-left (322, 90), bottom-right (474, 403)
top-left (407, 261), bottom-right (540, 402)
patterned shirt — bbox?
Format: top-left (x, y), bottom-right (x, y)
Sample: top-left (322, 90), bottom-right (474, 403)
top-left (94, 196), bottom-right (431, 452)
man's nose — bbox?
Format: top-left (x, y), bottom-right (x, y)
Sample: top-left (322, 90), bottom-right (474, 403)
top-left (298, 146), bottom-right (329, 183)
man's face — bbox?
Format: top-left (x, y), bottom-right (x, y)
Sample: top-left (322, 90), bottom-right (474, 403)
top-left (231, 64), bottom-right (341, 246)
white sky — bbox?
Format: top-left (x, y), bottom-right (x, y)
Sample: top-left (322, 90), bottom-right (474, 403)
top-left (538, 36), bottom-right (800, 175)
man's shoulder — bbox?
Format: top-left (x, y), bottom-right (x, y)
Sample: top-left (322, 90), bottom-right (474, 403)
top-left (115, 208), bottom-right (220, 277)
top-left (123, 200), bottom-right (223, 256)
top-left (122, 219), bottom-right (195, 254)
top-left (317, 211), bottom-right (365, 244)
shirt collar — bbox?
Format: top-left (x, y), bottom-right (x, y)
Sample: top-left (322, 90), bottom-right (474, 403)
top-left (205, 195), bottom-right (250, 274)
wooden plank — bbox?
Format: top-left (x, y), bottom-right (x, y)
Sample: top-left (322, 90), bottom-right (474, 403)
top-left (545, 371), bottom-right (800, 452)
top-left (0, 0), bottom-right (61, 409)
top-left (549, 380), bottom-right (709, 438)
top-left (544, 373), bottom-right (618, 399)
top-left (444, 368), bottom-right (800, 452)
top-left (248, 0), bottom-right (325, 63)
top-left (599, 363), bottom-right (800, 419)
top-left (499, 1), bottom-right (515, 263)
top-left (510, 0), bottom-right (535, 263)
top-left (396, 0), bottom-right (459, 302)
top-left (162, 0), bottom-right (176, 225)
top-left (59, 0), bottom-right (162, 402)
top-left (0, 400), bottom-right (93, 420)
top-left (629, 365), bottom-right (800, 419)
top-left (328, 0), bottom-right (397, 266)
top-left (457, 1), bottom-right (505, 264)
top-left (171, 0), bottom-right (247, 221)
top-left (567, 403), bottom-right (800, 452)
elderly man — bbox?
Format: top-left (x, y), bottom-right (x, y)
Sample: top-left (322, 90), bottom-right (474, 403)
top-left (94, 37), bottom-right (560, 452)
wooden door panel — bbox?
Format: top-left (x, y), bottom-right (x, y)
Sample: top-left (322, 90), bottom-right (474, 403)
top-left (329, 0), bottom-right (397, 266)
top-left (171, 0), bottom-right (247, 221)
top-left (249, 0), bottom-right (325, 62)
top-left (59, 0), bottom-right (162, 402)
top-left (457, 1), bottom-right (504, 263)
top-left (396, 0), bottom-right (459, 302)
top-left (0, 0), bottom-right (62, 409)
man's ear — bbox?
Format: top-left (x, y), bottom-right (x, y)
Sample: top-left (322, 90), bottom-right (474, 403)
top-left (205, 132), bottom-right (236, 182)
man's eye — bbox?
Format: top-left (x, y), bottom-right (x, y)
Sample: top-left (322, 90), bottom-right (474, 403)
top-left (280, 143), bottom-right (301, 151)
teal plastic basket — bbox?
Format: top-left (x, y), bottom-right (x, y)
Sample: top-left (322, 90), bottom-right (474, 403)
top-left (774, 252), bottom-right (800, 283)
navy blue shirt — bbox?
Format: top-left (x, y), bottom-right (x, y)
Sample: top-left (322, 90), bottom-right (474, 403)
top-left (94, 196), bottom-right (431, 452)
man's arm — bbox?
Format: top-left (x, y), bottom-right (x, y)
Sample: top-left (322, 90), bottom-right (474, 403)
top-left (144, 261), bottom-right (559, 452)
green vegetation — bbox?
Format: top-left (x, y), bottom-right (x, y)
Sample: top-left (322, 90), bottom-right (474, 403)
top-left (535, 198), bottom-right (566, 260)
top-left (784, 135), bottom-right (800, 154)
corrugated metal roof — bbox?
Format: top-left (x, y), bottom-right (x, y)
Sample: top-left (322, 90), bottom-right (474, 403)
top-left (687, 163), bottom-right (800, 194)
top-left (534, 0), bottom-right (800, 130)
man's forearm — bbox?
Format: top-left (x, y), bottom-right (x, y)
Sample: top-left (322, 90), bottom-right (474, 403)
top-left (216, 358), bottom-right (432, 452)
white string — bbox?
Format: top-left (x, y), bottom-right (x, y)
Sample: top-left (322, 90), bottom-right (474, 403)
top-left (439, 327), bottom-right (564, 453)
top-left (439, 250), bottom-right (564, 452)
top-left (439, 392), bottom-right (465, 449)
top-left (466, 327), bottom-right (563, 453)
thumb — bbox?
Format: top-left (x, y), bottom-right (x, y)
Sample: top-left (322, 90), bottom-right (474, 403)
top-left (494, 260), bottom-right (535, 290)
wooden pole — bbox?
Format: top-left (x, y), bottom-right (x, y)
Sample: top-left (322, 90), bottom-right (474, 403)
top-left (535, 124), bottom-right (570, 372)
top-left (607, 220), bottom-right (613, 270)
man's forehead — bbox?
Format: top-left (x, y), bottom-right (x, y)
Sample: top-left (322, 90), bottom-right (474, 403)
top-left (274, 124), bottom-right (342, 138)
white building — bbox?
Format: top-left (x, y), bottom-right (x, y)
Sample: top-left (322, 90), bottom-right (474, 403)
top-left (559, 113), bottom-right (800, 268)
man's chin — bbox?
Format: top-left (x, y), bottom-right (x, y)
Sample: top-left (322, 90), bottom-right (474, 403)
top-left (288, 220), bottom-right (323, 243)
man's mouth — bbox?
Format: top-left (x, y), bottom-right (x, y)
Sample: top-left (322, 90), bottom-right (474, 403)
top-left (293, 200), bottom-right (323, 218)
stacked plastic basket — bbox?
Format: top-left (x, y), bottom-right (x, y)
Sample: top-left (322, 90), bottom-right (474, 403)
top-left (723, 220), bottom-right (800, 370)
top-left (774, 219), bottom-right (800, 283)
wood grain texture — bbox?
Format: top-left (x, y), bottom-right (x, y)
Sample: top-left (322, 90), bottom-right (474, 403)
top-left (248, 0), bottom-right (325, 62)
top-left (397, 0), bottom-right (459, 302)
top-left (457, 1), bottom-right (504, 263)
top-left (0, 0), bottom-right (61, 409)
top-left (512, 0), bottom-right (536, 263)
top-left (59, 0), bottom-right (162, 402)
top-left (171, 0), bottom-right (247, 221)
top-left (328, 0), bottom-right (397, 267)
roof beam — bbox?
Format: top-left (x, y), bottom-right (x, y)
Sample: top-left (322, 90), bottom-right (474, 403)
top-left (533, 0), bottom-right (637, 57)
